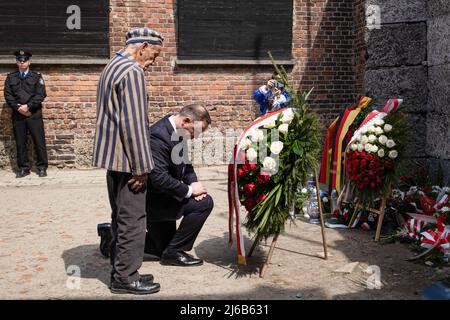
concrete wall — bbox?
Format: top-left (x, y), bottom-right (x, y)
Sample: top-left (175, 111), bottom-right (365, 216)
top-left (361, 0), bottom-right (449, 184)
top-left (426, 0), bottom-right (450, 183)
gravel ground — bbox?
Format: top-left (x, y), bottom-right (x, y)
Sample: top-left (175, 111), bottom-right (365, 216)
top-left (0, 166), bottom-right (447, 299)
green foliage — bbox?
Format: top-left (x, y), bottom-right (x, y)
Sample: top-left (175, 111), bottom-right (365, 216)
top-left (243, 52), bottom-right (321, 238)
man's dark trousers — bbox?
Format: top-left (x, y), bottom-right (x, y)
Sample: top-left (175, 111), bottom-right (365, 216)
top-left (12, 110), bottom-right (47, 171)
top-left (145, 195), bottom-right (214, 256)
top-left (107, 171), bottom-right (147, 284)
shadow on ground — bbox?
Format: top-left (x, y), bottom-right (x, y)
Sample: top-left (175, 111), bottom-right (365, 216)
top-left (62, 244), bottom-right (111, 286)
top-left (195, 232), bottom-right (268, 279)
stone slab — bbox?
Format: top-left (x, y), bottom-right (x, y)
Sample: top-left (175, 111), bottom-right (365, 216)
top-left (426, 112), bottom-right (450, 159)
top-left (365, 0), bottom-right (426, 24)
top-left (428, 64), bottom-right (450, 114)
top-left (366, 23), bottom-right (426, 68)
top-left (428, 13), bottom-right (450, 66)
top-left (365, 66), bottom-right (427, 113)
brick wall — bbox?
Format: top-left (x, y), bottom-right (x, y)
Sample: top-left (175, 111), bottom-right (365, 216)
top-left (0, 0), bottom-right (360, 170)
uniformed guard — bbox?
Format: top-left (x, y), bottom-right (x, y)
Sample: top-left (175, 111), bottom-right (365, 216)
top-left (3, 50), bottom-right (48, 178)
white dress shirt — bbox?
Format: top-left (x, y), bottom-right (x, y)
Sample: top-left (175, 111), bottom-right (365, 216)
top-left (169, 116), bottom-right (192, 198)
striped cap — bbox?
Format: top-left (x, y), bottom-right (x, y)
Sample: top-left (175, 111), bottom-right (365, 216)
top-left (125, 27), bottom-right (164, 46)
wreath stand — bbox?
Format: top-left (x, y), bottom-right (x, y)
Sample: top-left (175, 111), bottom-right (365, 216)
top-left (347, 188), bottom-right (391, 242)
top-left (247, 168), bottom-right (328, 278)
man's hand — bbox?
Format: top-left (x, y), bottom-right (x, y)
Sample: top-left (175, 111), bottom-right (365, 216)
top-left (194, 193), bottom-right (208, 202)
top-left (267, 79), bottom-right (276, 89)
top-left (191, 181), bottom-right (207, 197)
top-left (128, 174), bottom-right (148, 192)
top-left (18, 105), bottom-right (31, 117)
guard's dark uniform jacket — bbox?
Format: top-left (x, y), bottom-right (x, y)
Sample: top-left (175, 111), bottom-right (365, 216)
top-left (4, 70), bottom-right (48, 171)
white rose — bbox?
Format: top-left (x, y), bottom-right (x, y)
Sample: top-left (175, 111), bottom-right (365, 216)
top-left (357, 144), bottom-right (364, 152)
top-left (301, 188), bottom-right (308, 194)
top-left (377, 148), bottom-right (385, 158)
top-left (375, 127), bottom-right (384, 135)
top-left (250, 129), bottom-right (265, 142)
top-left (386, 139), bottom-right (396, 148)
top-left (264, 120), bottom-right (276, 129)
top-left (378, 135), bottom-right (388, 145)
top-left (368, 134), bottom-right (377, 143)
top-left (368, 125), bottom-right (376, 133)
top-left (388, 150), bottom-right (398, 159)
top-left (270, 141), bottom-right (284, 155)
top-left (383, 124), bottom-right (393, 133)
top-left (246, 148), bottom-right (258, 162)
top-left (375, 119), bottom-right (385, 126)
top-left (281, 109), bottom-right (295, 124)
top-left (360, 127), bottom-right (368, 134)
top-left (350, 143), bottom-right (358, 151)
top-left (278, 123), bottom-right (289, 134)
top-left (371, 145), bottom-right (379, 153)
top-left (322, 197), bottom-right (329, 203)
top-left (262, 157), bottom-right (277, 171)
top-left (364, 143), bottom-right (373, 152)
top-left (360, 135), bottom-right (369, 145)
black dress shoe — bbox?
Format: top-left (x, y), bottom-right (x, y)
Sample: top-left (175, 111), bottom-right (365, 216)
top-left (143, 252), bottom-right (161, 261)
top-left (110, 278), bottom-right (160, 295)
top-left (111, 274), bottom-right (153, 284)
top-left (37, 169), bottom-right (47, 177)
top-left (97, 223), bottom-right (111, 258)
top-left (140, 274), bottom-right (154, 283)
top-left (16, 169), bottom-right (30, 178)
top-left (160, 250), bottom-right (203, 267)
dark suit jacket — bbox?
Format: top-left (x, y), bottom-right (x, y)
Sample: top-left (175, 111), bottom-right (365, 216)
top-left (146, 115), bottom-right (198, 222)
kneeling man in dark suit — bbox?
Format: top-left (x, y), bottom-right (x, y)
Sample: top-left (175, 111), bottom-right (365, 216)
top-left (144, 104), bottom-right (214, 266)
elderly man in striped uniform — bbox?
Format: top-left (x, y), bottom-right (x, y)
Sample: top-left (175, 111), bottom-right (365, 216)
top-left (92, 27), bottom-right (163, 295)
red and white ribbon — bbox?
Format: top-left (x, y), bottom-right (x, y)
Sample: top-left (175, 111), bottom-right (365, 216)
top-left (420, 227), bottom-right (450, 253)
top-left (406, 218), bottom-right (426, 240)
top-left (381, 99), bottom-right (402, 114)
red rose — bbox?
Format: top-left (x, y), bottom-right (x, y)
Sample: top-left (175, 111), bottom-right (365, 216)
top-left (256, 173), bottom-right (270, 184)
top-left (257, 194), bottom-right (267, 204)
top-left (376, 177), bottom-right (382, 184)
top-left (244, 198), bottom-right (257, 212)
top-left (384, 160), bottom-right (393, 170)
top-left (244, 183), bottom-right (256, 195)
top-left (237, 168), bottom-right (245, 178)
top-left (370, 182), bottom-right (376, 190)
top-left (366, 153), bottom-right (374, 161)
top-left (360, 159), bottom-right (367, 168)
top-left (357, 182), bottom-right (365, 190)
top-left (248, 163), bottom-right (257, 171)
top-left (369, 161), bottom-right (379, 170)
